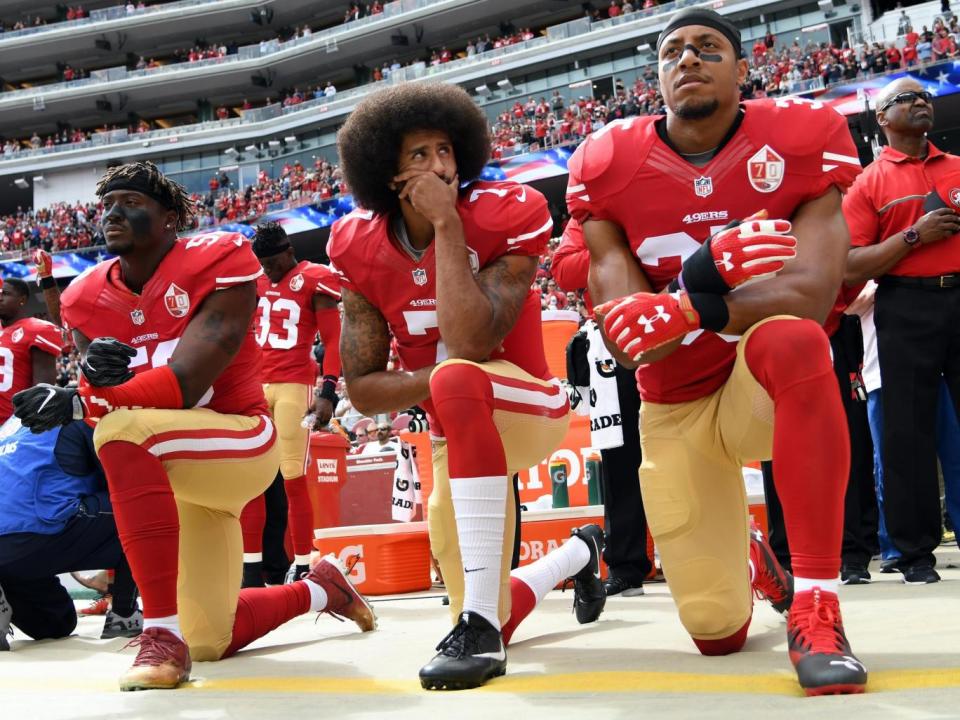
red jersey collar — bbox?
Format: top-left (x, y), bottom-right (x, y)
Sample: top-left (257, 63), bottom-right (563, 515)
top-left (880, 141), bottom-right (944, 164)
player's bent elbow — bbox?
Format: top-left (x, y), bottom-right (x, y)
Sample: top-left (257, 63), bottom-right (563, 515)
top-left (443, 341), bottom-right (495, 365)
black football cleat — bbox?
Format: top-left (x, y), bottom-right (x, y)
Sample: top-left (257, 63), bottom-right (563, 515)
top-left (419, 611), bottom-right (506, 690)
top-left (569, 524), bottom-right (607, 624)
top-left (750, 521), bottom-right (793, 615)
top-left (787, 587), bottom-right (867, 696)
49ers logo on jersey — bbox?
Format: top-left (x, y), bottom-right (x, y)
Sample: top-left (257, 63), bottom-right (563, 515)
top-left (748, 145), bottom-right (785, 193)
top-left (164, 283), bottom-right (190, 318)
top-left (289, 273), bottom-right (304, 292)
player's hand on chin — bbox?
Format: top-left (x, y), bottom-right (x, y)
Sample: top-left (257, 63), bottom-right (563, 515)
top-left (595, 291), bottom-right (701, 362)
top-left (12, 384), bottom-right (84, 433)
top-left (394, 171), bottom-right (460, 226)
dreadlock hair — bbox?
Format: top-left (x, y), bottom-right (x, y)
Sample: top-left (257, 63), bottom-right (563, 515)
top-left (95, 161), bottom-right (196, 231)
top-left (4, 278), bottom-right (29, 299)
top-left (252, 221), bottom-right (291, 258)
top-left (337, 83), bottom-right (491, 216)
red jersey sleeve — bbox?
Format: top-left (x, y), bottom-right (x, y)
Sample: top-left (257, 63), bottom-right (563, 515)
top-left (842, 174), bottom-right (881, 248)
top-left (189, 233), bottom-right (262, 290)
top-left (811, 106), bottom-right (863, 198)
top-left (469, 182), bottom-right (554, 257)
top-left (551, 218), bottom-right (589, 292)
top-left (307, 262), bottom-right (341, 301)
top-left (27, 319), bottom-right (63, 356)
top-left (327, 210), bottom-right (376, 296)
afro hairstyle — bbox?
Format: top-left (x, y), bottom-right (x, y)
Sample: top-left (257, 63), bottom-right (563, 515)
top-left (336, 83), bottom-right (491, 216)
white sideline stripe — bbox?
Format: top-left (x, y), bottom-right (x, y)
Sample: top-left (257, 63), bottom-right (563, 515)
top-left (33, 335), bottom-right (62, 352)
top-left (567, 183), bottom-right (586, 193)
top-left (822, 164), bottom-right (838, 172)
top-left (216, 269), bottom-right (263, 284)
top-left (149, 416), bottom-right (275, 457)
top-left (316, 282), bottom-right (341, 298)
top-left (506, 217), bottom-right (554, 245)
top-left (491, 381), bottom-right (568, 410)
top-left (822, 151), bottom-right (860, 165)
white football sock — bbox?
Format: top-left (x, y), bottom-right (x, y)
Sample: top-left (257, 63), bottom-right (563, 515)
top-left (450, 475), bottom-right (508, 630)
top-left (303, 579), bottom-right (329, 612)
top-left (243, 553), bottom-right (263, 563)
top-left (143, 614), bottom-right (183, 641)
top-left (794, 576), bottom-right (840, 595)
top-left (510, 534), bottom-right (592, 603)
top-left (293, 554), bottom-right (311, 567)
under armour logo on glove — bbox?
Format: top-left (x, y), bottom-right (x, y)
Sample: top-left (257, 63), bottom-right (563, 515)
top-left (675, 210), bottom-right (797, 295)
top-left (596, 291), bottom-right (701, 361)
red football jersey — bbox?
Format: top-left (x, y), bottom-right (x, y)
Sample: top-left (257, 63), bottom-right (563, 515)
top-left (566, 98), bottom-right (861, 403)
top-left (328, 180), bottom-right (554, 422)
top-left (61, 233), bottom-right (268, 417)
top-left (0, 316), bottom-right (63, 422)
top-left (256, 260), bottom-right (340, 384)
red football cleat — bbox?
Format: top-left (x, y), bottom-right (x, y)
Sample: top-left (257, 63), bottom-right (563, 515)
top-left (749, 522), bottom-right (793, 615)
top-left (306, 554), bottom-right (377, 632)
top-left (79, 595), bottom-right (111, 616)
top-left (787, 587), bottom-right (867, 696)
top-left (119, 627), bottom-right (192, 691)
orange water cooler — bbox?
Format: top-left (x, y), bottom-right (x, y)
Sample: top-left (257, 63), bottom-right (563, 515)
top-left (306, 432), bottom-right (350, 529)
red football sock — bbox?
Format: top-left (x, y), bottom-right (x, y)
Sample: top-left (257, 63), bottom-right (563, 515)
top-left (284, 475), bottom-right (314, 557)
top-left (240, 494), bottom-right (266, 555)
top-left (430, 363), bottom-right (506, 478)
top-left (98, 440), bottom-right (179, 619)
top-left (693, 616), bottom-right (751, 656)
top-left (501, 576), bottom-right (537, 646)
top-left (221, 583), bottom-right (311, 658)
top-left (745, 319), bottom-right (849, 580)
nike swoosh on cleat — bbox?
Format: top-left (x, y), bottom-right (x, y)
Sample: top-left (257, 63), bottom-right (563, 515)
top-left (475, 648), bottom-right (506, 661)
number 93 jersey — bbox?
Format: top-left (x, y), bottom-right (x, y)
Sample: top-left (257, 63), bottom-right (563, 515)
top-left (255, 260), bottom-right (340, 384)
top-left (566, 98), bottom-right (862, 403)
top-left (61, 232), bottom-right (269, 417)
top-left (0, 316), bottom-right (63, 422)
top-left (328, 180), bottom-right (554, 418)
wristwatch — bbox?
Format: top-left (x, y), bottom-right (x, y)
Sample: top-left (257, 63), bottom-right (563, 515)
top-left (903, 226), bottom-right (920, 246)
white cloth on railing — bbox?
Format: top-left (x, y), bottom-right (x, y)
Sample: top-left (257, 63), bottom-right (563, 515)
top-left (391, 440), bottom-right (422, 522)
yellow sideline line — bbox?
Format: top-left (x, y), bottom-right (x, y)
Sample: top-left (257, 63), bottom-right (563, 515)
top-left (2, 668), bottom-right (958, 696)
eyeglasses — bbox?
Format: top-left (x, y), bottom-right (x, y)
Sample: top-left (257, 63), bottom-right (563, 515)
top-left (879, 90), bottom-right (933, 112)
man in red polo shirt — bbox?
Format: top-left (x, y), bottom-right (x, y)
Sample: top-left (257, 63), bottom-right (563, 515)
top-left (843, 77), bottom-right (960, 585)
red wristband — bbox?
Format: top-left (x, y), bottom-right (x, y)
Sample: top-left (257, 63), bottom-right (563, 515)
top-left (79, 365), bottom-right (184, 418)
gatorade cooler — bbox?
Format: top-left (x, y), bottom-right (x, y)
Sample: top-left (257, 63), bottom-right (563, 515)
top-left (313, 522), bottom-right (432, 595)
top-left (306, 432), bottom-right (350, 529)
top-left (540, 308), bottom-right (581, 379)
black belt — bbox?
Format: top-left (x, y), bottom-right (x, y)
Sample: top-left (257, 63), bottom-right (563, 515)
top-left (881, 274), bottom-right (960, 289)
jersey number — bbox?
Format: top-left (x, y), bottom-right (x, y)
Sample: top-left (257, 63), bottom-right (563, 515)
top-left (128, 338), bottom-right (213, 407)
top-left (256, 298), bottom-right (301, 350)
top-left (401, 310), bottom-right (448, 363)
top-left (0, 347), bottom-right (13, 392)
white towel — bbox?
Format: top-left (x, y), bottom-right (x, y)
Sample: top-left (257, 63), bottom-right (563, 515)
top-left (585, 320), bottom-right (624, 450)
top-left (391, 440), bottom-right (422, 522)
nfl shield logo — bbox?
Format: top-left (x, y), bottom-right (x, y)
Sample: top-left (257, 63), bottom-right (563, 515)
top-left (747, 145), bottom-right (785, 193)
top-left (130, 309), bottom-right (145, 325)
top-left (694, 176), bottom-right (713, 197)
top-left (412, 268), bottom-right (428, 286)
top-left (163, 283), bottom-right (190, 318)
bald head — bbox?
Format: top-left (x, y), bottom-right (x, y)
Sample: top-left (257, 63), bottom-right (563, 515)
top-left (875, 77), bottom-right (925, 113)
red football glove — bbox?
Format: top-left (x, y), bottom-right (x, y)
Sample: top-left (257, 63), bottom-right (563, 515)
top-left (677, 211), bottom-right (797, 294)
top-left (33, 249), bottom-right (53, 281)
top-left (596, 291), bottom-right (701, 360)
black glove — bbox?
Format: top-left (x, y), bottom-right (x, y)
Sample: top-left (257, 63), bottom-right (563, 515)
top-left (81, 337), bottom-right (137, 387)
top-left (12, 384), bottom-right (85, 434)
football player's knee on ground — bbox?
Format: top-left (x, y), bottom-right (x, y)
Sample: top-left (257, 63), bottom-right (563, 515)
top-left (677, 595), bottom-right (749, 648)
top-left (744, 318), bottom-right (832, 395)
top-left (429, 360), bottom-right (495, 418)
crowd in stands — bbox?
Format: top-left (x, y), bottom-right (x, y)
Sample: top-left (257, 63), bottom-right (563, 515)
top-left (0, 2), bottom-right (156, 32)
top-left (0, 202), bottom-right (101, 254)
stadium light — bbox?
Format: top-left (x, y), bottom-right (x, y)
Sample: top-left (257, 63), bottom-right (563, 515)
top-left (268, 140), bottom-right (281, 148)
top-left (284, 135), bottom-right (298, 144)
top-left (636, 43), bottom-right (651, 53)
top-left (224, 146), bottom-right (238, 156)
top-left (497, 78), bottom-right (515, 93)
top-left (244, 144), bottom-right (258, 153)
top-left (14, 178), bottom-right (29, 189)
top-left (475, 84), bottom-right (492, 97)
top-left (32, 175), bottom-right (46, 186)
